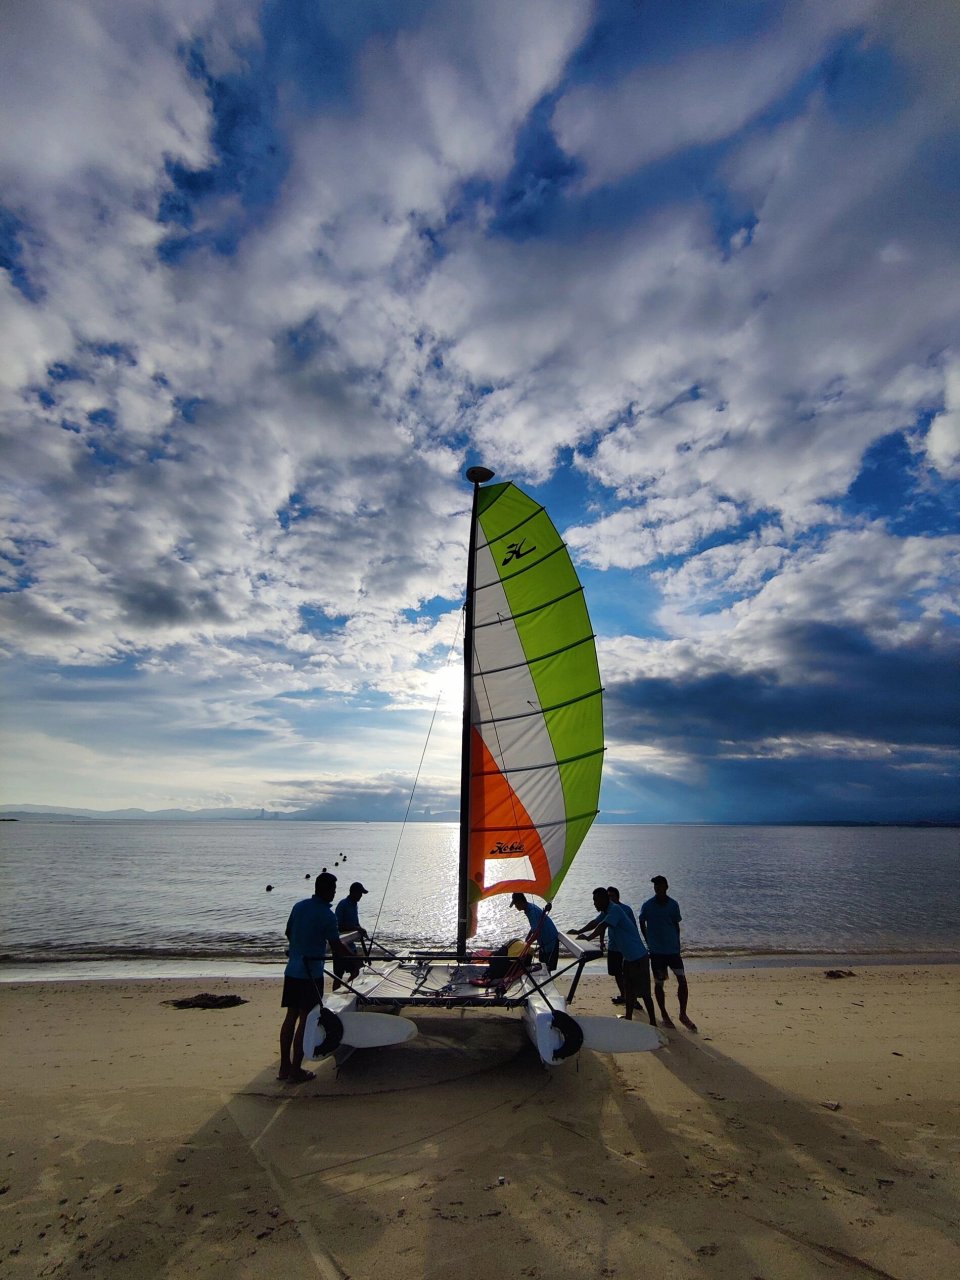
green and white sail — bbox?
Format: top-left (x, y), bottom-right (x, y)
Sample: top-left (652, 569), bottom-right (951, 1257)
top-left (465, 481), bottom-right (604, 921)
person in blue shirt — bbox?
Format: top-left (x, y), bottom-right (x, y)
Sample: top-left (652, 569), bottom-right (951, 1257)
top-left (639, 875), bottom-right (697, 1031)
top-left (333, 881), bottom-right (370, 990)
top-left (576, 887), bottom-right (657, 1025)
top-left (278, 871), bottom-right (353, 1083)
top-left (510, 892), bottom-right (560, 971)
top-left (576, 885), bottom-right (637, 1006)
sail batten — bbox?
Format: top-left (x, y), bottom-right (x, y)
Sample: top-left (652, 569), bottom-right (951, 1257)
top-left (473, 686), bottom-right (603, 725)
top-left (465, 479), bottom-right (604, 924)
top-left (477, 506), bottom-right (546, 550)
top-left (475, 634), bottom-right (596, 676)
top-left (472, 809), bottom-right (599, 832)
top-left (473, 746), bottom-right (605, 778)
top-left (475, 587), bottom-right (587, 628)
top-left (477, 544), bottom-right (566, 587)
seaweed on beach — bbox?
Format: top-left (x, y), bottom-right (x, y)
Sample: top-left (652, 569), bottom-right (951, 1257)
top-left (162, 993), bottom-right (248, 1009)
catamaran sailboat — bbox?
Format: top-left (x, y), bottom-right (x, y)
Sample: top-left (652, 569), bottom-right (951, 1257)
top-left (303, 467), bottom-right (661, 1067)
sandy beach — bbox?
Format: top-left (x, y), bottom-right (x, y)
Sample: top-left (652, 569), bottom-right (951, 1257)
top-left (1, 965), bottom-right (958, 1279)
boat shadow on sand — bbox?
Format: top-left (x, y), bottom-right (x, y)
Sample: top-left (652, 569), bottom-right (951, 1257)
top-left (11, 1009), bottom-right (959, 1280)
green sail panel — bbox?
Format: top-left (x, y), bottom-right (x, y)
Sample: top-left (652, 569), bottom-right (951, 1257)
top-left (466, 482), bottom-right (603, 906)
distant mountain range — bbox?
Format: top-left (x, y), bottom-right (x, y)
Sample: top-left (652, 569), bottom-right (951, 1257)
top-left (1, 804), bottom-right (277, 821)
top-left (0, 804), bottom-right (955, 826)
top-left (0, 803), bottom-right (454, 823)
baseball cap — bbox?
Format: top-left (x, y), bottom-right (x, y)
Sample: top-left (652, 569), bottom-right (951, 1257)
top-left (350, 881), bottom-right (369, 894)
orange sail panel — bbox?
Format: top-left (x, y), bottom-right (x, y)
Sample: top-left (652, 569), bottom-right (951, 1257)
top-left (467, 730), bottom-right (550, 903)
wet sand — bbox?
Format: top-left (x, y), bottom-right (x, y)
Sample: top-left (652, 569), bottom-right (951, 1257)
top-left (1, 965), bottom-right (958, 1279)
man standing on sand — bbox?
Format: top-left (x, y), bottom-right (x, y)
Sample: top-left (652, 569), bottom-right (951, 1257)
top-left (639, 875), bottom-right (697, 1031)
top-left (576, 887), bottom-right (657, 1026)
top-left (333, 881), bottom-right (370, 991)
top-left (278, 871), bottom-right (353, 1084)
top-left (510, 892), bottom-right (560, 971)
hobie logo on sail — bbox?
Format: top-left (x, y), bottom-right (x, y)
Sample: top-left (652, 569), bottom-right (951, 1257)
top-left (490, 839), bottom-right (525, 856)
top-left (501, 539), bottom-right (536, 565)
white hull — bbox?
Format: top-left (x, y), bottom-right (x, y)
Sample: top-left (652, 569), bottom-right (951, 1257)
top-left (317, 948), bottom-right (662, 1067)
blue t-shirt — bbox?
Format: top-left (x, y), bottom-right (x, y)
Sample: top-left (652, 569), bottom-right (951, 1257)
top-left (335, 895), bottom-right (362, 954)
top-left (615, 901), bottom-right (637, 928)
top-left (335, 896), bottom-right (361, 931)
top-left (284, 896), bottom-right (341, 979)
top-left (603, 901), bottom-right (636, 954)
top-left (638, 895), bottom-right (682, 955)
top-left (523, 902), bottom-right (559, 953)
top-left (600, 901), bottom-right (648, 962)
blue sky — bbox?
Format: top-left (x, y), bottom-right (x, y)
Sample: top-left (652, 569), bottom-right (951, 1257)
top-left (1, 0), bottom-right (957, 822)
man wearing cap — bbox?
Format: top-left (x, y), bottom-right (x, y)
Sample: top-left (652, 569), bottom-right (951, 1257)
top-left (333, 881), bottom-right (370, 990)
top-left (279, 871), bottom-right (353, 1083)
top-left (510, 892), bottom-right (560, 971)
top-left (639, 875), bottom-right (697, 1031)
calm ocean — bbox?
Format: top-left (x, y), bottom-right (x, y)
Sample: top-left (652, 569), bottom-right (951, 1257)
top-left (1, 821), bottom-right (957, 980)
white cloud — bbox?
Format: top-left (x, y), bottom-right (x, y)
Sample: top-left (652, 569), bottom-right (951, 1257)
top-left (925, 359), bottom-right (960, 479)
top-left (1, 1), bottom-right (956, 814)
top-left (554, 0), bottom-right (876, 188)
top-left (0, 1), bottom-right (215, 193)
top-left (653, 525), bottom-right (960, 656)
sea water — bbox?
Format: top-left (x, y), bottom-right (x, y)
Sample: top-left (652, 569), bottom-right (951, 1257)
top-left (0, 820), bottom-right (957, 979)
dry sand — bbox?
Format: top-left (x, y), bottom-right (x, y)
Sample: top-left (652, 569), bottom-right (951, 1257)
top-left (1, 965), bottom-right (958, 1279)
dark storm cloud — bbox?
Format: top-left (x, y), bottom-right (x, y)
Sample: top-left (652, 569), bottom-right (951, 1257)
top-left (115, 579), bottom-right (232, 627)
top-left (605, 620), bottom-right (959, 821)
top-left (609, 621), bottom-right (959, 748)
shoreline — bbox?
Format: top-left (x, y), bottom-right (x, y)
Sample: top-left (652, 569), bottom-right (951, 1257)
top-left (2, 947), bottom-right (960, 983)
top-left (2, 965), bottom-right (958, 1279)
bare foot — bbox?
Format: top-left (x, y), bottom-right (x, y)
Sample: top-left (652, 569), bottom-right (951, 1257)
top-left (276, 1067), bottom-right (291, 1081)
top-left (679, 1014), bottom-right (698, 1031)
top-left (660, 1016), bottom-right (675, 1029)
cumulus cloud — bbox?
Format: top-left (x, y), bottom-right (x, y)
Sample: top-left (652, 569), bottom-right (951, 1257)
top-left (926, 359), bottom-right (960, 479)
top-left (0, 0), bottom-right (956, 819)
top-left (554, 0), bottom-right (876, 188)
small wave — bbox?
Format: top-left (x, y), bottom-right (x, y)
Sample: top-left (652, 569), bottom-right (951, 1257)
top-left (3, 940), bottom-right (959, 968)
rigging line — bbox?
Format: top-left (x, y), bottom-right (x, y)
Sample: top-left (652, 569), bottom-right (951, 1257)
top-left (290, 1075), bottom-right (550, 1182)
top-left (369, 608), bottom-right (464, 950)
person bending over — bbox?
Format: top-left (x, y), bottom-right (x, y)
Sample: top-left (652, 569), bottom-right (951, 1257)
top-left (576, 887), bottom-right (656, 1025)
top-left (510, 892), bottom-right (560, 971)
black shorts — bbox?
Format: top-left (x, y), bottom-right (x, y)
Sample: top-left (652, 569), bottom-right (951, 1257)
top-left (606, 950), bottom-right (623, 977)
top-left (650, 954), bottom-right (685, 982)
top-left (281, 975), bottom-right (322, 1009)
top-left (621, 956), bottom-right (652, 1000)
top-left (540, 943), bottom-right (560, 972)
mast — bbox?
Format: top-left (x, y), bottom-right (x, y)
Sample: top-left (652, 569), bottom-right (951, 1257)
top-left (457, 465), bottom-right (495, 958)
